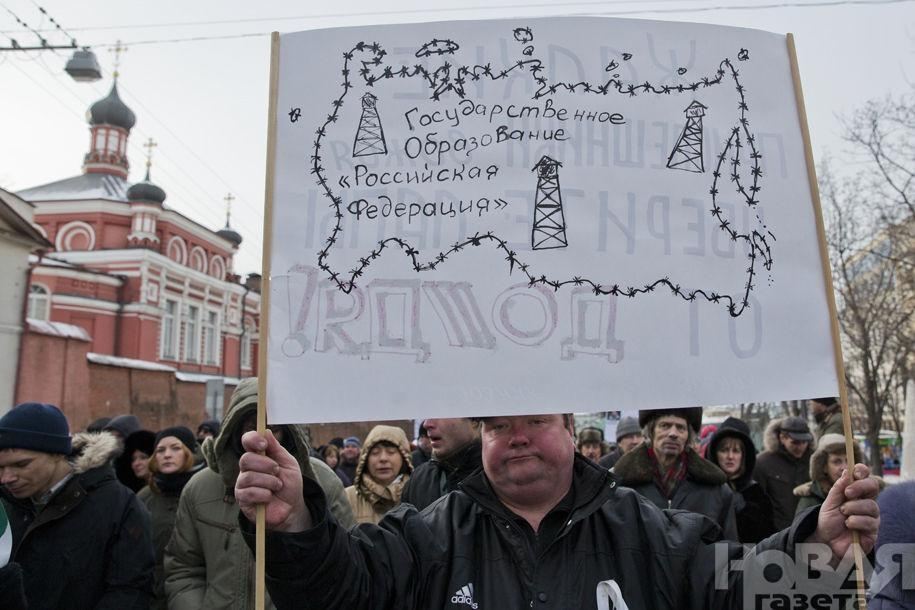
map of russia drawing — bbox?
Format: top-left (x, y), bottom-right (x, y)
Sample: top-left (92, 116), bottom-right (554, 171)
top-left (266, 17), bottom-right (838, 423)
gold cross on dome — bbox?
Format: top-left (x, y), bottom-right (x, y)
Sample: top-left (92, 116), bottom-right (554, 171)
top-left (224, 193), bottom-right (235, 224)
top-left (143, 137), bottom-right (157, 169)
top-left (109, 40), bottom-right (128, 79)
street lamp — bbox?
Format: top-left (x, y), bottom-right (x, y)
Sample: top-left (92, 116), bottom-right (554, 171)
top-left (1, 40), bottom-right (102, 82)
top-left (64, 48), bottom-right (102, 82)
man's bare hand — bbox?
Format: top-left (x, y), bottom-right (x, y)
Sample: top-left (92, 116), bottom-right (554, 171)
top-left (235, 429), bottom-right (312, 533)
top-left (811, 463), bottom-right (880, 560)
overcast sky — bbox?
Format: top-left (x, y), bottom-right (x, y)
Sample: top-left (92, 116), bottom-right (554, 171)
top-left (1, 0), bottom-right (911, 276)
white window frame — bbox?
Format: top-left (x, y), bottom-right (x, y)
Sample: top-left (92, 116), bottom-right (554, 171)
top-left (240, 317), bottom-right (254, 370)
top-left (203, 309), bottom-right (220, 365)
top-left (27, 284), bottom-right (51, 321)
top-left (160, 298), bottom-right (179, 360)
top-left (184, 304), bottom-right (201, 362)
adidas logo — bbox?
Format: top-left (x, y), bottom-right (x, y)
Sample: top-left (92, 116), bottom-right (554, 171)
top-left (451, 583), bottom-right (479, 609)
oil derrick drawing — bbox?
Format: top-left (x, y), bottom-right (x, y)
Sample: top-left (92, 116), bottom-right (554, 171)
top-left (531, 155), bottom-right (568, 250)
top-left (666, 100), bottom-right (707, 173)
top-left (352, 93), bottom-right (387, 157)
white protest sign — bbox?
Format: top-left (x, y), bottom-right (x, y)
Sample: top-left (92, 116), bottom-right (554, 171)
top-left (266, 17), bottom-right (838, 424)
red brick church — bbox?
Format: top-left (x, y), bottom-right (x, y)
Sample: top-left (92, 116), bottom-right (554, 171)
top-left (14, 77), bottom-right (260, 430)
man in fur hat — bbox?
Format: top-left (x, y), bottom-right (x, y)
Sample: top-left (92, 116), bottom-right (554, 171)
top-left (613, 407), bottom-right (739, 540)
top-left (576, 426), bottom-right (609, 463)
top-left (0, 402), bottom-right (153, 608)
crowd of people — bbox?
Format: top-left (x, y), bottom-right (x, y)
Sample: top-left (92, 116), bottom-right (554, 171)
top-left (0, 387), bottom-right (908, 609)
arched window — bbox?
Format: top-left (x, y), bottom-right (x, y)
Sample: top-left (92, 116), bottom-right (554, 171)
top-left (190, 247), bottom-right (207, 273)
top-left (166, 236), bottom-right (187, 265)
top-left (209, 255), bottom-right (226, 280)
top-left (27, 284), bottom-right (50, 321)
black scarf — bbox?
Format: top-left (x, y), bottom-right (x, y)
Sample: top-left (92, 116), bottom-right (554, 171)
top-left (154, 462), bottom-right (205, 495)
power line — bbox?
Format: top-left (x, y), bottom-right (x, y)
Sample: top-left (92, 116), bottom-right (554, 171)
top-left (111, 80), bottom-right (265, 247)
top-left (6, 52), bottom-right (264, 272)
top-left (5, 0), bottom-right (707, 32)
top-left (8, 0), bottom-right (910, 45)
top-left (0, 0), bottom-right (77, 48)
top-left (28, 0), bottom-right (78, 43)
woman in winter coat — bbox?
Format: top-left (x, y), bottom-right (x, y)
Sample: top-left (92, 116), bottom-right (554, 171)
top-left (707, 417), bottom-right (776, 543)
top-left (138, 426), bottom-right (205, 610)
top-left (793, 433), bottom-right (877, 515)
top-left (344, 425), bottom-right (414, 524)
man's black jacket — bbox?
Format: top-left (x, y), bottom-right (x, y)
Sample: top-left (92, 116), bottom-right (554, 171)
top-left (400, 440), bottom-right (482, 511)
top-left (242, 455), bottom-right (819, 610)
top-left (2, 433), bottom-right (154, 609)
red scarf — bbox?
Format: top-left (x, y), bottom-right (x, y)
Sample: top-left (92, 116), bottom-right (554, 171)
top-left (648, 447), bottom-right (688, 499)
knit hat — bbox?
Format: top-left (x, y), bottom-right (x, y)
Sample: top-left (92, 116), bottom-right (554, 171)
top-left (344, 436), bottom-right (361, 448)
top-left (639, 407), bottom-right (703, 434)
top-left (196, 419), bottom-right (220, 438)
top-left (103, 414), bottom-right (141, 439)
top-left (155, 426), bottom-right (197, 452)
top-left (0, 402), bottom-right (72, 455)
top-left (615, 416), bottom-right (641, 441)
top-left (86, 417), bottom-right (112, 433)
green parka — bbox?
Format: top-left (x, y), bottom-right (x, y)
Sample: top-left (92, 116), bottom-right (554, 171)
top-left (163, 378), bottom-right (355, 610)
top-left (138, 449), bottom-right (206, 610)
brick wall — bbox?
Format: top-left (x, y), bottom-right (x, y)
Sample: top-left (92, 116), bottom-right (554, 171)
top-left (16, 331), bottom-right (90, 429)
top-left (305, 420), bottom-right (415, 448)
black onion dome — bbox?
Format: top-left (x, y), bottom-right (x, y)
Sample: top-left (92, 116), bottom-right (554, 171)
top-left (127, 171), bottom-right (166, 205)
top-left (88, 81), bottom-right (136, 130)
top-left (217, 225), bottom-right (242, 247)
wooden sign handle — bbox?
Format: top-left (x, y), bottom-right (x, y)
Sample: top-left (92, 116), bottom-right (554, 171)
top-left (786, 33), bottom-right (867, 609)
top-left (255, 31), bottom-right (282, 610)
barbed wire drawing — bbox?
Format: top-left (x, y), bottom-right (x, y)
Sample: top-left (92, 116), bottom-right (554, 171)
top-left (304, 26), bottom-right (774, 318)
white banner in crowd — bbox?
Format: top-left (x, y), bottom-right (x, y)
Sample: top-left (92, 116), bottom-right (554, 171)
top-left (266, 16), bottom-right (838, 424)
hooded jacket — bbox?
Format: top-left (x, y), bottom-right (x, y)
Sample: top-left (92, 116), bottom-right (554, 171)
top-left (401, 439), bottom-right (483, 511)
top-left (706, 418), bottom-right (776, 543)
top-left (1, 432), bottom-right (154, 609)
top-left (613, 443), bottom-right (739, 541)
top-left (115, 429), bottom-right (157, 493)
top-left (163, 378), bottom-right (355, 610)
top-left (754, 418), bottom-right (814, 530)
top-left (241, 454), bottom-right (822, 610)
top-left (792, 433), bottom-right (867, 515)
top-left (344, 425), bottom-right (414, 524)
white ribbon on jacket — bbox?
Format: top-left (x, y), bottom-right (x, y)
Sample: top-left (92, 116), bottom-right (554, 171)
top-left (596, 580), bottom-right (630, 610)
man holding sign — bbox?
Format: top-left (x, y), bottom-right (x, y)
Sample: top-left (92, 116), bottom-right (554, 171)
top-left (235, 413), bottom-right (879, 610)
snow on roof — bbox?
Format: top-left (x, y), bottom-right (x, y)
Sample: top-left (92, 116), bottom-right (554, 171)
top-left (175, 371), bottom-right (240, 385)
top-left (17, 173), bottom-right (129, 202)
top-left (87, 352), bottom-right (176, 372)
top-left (26, 318), bottom-right (92, 341)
